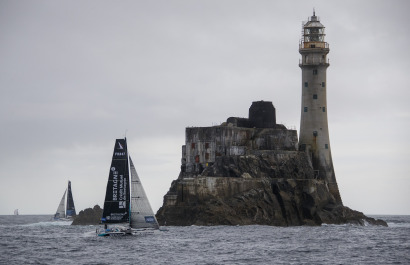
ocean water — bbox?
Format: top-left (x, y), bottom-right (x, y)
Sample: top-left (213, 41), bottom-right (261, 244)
top-left (0, 215), bottom-right (409, 265)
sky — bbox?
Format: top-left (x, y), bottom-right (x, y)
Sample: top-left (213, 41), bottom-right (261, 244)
top-left (0, 0), bottom-right (409, 216)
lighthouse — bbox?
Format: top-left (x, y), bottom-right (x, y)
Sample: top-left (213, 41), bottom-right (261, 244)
top-left (299, 12), bottom-right (342, 203)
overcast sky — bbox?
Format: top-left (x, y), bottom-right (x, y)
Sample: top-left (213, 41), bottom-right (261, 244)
top-left (1, 0), bottom-right (409, 216)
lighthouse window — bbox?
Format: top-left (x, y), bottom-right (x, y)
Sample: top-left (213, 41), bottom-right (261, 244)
top-left (304, 82), bottom-right (308, 87)
top-left (322, 107), bottom-right (326, 112)
top-left (325, 144), bottom-right (329, 149)
top-left (322, 82), bottom-right (325, 87)
top-left (313, 94), bottom-right (318, 99)
top-left (304, 107), bottom-right (308, 112)
top-left (313, 69), bottom-right (318, 75)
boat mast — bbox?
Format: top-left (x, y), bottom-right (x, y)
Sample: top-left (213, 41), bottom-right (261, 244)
top-left (125, 137), bottom-right (132, 227)
top-left (65, 181), bottom-right (68, 214)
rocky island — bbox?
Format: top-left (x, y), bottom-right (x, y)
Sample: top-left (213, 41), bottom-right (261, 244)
top-left (71, 205), bottom-right (103, 225)
top-left (157, 13), bottom-right (386, 227)
top-left (156, 101), bottom-right (387, 226)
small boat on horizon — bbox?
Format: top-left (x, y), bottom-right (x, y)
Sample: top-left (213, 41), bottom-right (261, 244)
top-left (14, 209), bottom-right (19, 215)
top-left (97, 138), bottom-right (160, 236)
top-left (54, 181), bottom-right (76, 221)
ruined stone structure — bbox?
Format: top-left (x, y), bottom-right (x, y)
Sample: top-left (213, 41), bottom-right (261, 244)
top-left (155, 13), bottom-right (386, 227)
top-left (181, 101), bottom-right (296, 177)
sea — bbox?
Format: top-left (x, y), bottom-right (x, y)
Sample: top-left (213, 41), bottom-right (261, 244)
top-left (0, 215), bottom-right (409, 265)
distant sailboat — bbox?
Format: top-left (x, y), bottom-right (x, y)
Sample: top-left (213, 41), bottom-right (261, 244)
top-left (14, 209), bottom-right (19, 215)
top-left (54, 181), bottom-right (76, 221)
top-left (97, 138), bottom-right (160, 236)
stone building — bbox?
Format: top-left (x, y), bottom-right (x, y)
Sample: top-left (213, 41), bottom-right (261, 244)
top-left (181, 101), bottom-right (297, 177)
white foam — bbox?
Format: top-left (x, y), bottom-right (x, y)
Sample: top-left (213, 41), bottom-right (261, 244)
top-left (22, 220), bottom-right (72, 227)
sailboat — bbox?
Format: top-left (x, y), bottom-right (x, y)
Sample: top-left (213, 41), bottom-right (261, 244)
top-left (54, 181), bottom-right (76, 221)
top-left (14, 209), bottom-right (19, 215)
top-left (97, 138), bottom-right (160, 236)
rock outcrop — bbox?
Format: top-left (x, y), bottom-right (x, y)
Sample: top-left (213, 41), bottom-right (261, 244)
top-left (71, 205), bottom-right (103, 225)
top-left (156, 152), bottom-right (386, 226)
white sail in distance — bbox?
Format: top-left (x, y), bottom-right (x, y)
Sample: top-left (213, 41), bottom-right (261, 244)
top-left (55, 190), bottom-right (67, 219)
top-left (129, 156), bottom-right (159, 229)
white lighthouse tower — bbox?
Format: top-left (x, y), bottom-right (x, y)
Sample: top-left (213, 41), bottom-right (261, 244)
top-left (299, 11), bottom-right (342, 203)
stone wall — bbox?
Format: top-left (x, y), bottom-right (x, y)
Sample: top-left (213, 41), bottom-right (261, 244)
top-left (182, 126), bottom-right (298, 176)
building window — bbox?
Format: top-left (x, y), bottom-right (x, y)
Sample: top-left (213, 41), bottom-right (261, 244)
top-left (322, 107), bottom-right (326, 112)
top-left (313, 69), bottom-right (318, 75)
top-left (313, 131), bottom-right (318, 137)
top-left (322, 82), bottom-right (325, 87)
top-left (304, 82), bottom-right (308, 87)
top-left (313, 94), bottom-right (317, 99)
top-left (325, 144), bottom-right (329, 149)
top-left (205, 142), bottom-right (209, 149)
top-left (304, 107), bottom-right (308, 112)
top-left (191, 143), bottom-right (195, 149)
top-left (310, 44), bottom-right (316, 48)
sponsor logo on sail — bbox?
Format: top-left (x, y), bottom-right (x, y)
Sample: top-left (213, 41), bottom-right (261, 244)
top-left (145, 216), bottom-right (156, 223)
top-left (108, 213), bottom-right (126, 221)
top-left (112, 171), bottom-right (118, 201)
top-left (114, 141), bottom-right (126, 156)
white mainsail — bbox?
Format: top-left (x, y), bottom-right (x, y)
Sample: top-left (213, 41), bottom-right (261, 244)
top-left (129, 156), bottom-right (159, 229)
top-left (55, 189), bottom-right (67, 219)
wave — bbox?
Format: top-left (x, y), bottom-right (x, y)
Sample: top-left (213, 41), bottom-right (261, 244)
top-left (22, 220), bottom-right (72, 227)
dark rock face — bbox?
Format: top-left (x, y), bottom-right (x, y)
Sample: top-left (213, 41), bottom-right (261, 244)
top-left (71, 205), bottom-right (103, 225)
top-left (156, 153), bottom-right (387, 227)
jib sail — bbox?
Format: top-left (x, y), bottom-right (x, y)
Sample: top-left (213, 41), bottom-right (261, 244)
top-left (129, 156), bottom-right (159, 229)
top-left (55, 190), bottom-right (66, 219)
